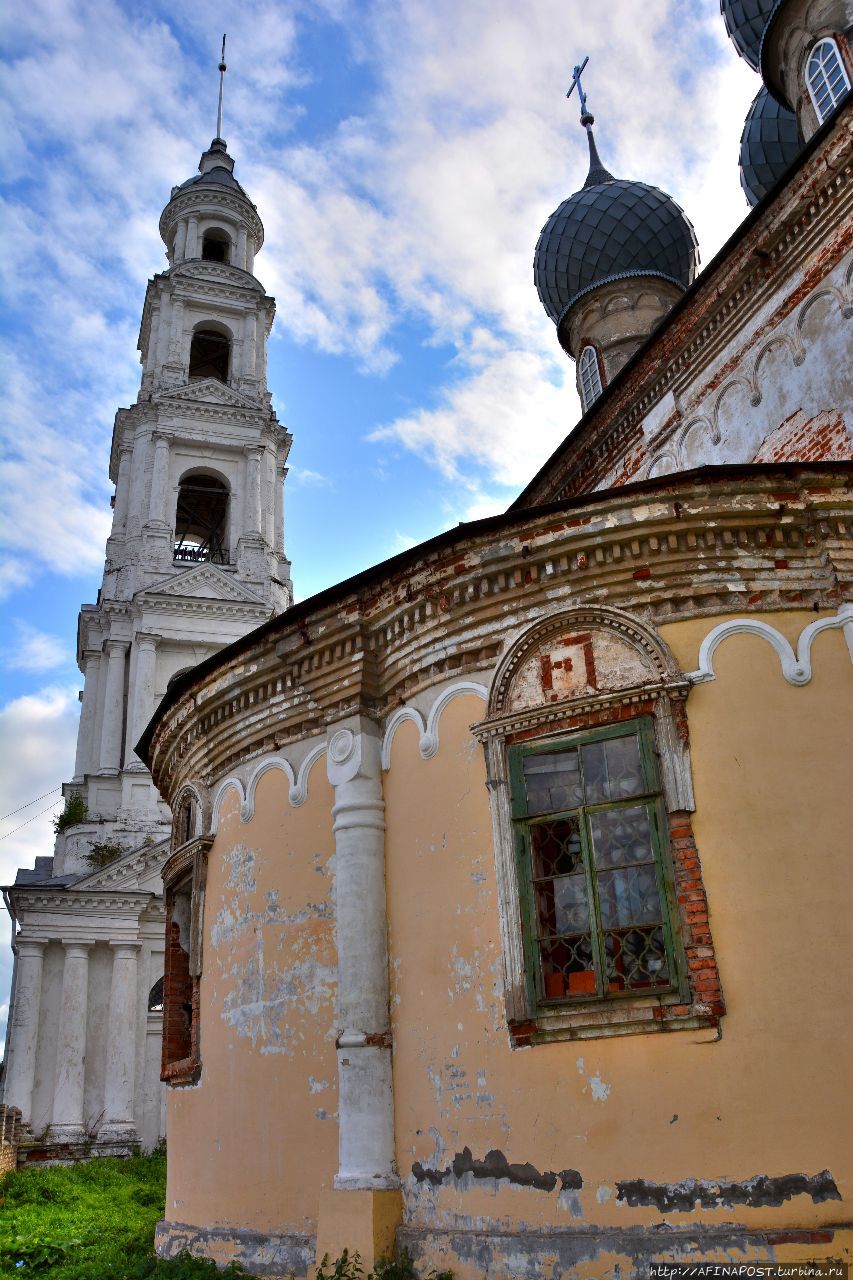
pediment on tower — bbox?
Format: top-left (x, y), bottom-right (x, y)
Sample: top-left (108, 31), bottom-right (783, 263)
top-left (141, 562), bottom-right (266, 605)
top-left (72, 839), bottom-right (169, 895)
top-left (155, 379), bottom-right (257, 410)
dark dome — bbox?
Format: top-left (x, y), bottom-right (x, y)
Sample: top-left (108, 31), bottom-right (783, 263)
top-left (739, 86), bottom-right (802, 206)
top-left (534, 160), bottom-right (699, 327)
top-left (720, 0), bottom-right (776, 70)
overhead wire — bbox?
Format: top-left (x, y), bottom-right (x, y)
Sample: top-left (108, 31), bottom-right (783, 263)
top-left (0, 798), bottom-right (64, 843)
top-left (0, 786), bottom-right (62, 824)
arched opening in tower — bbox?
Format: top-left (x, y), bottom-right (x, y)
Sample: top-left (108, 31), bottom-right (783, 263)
top-left (173, 474), bottom-right (229, 563)
top-left (188, 328), bottom-right (230, 381)
top-left (201, 228), bottom-right (230, 263)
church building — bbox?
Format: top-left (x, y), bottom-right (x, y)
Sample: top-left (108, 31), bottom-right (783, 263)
top-left (4, 1), bottom-right (853, 1277)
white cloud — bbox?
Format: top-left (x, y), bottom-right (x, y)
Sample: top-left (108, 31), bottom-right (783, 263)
top-left (3, 622), bottom-right (72, 673)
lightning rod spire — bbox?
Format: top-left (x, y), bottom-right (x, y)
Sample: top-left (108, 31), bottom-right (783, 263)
top-left (216, 34), bottom-right (227, 141)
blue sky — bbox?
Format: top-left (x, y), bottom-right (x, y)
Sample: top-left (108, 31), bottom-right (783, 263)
top-left (0, 0), bottom-right (759, 1028)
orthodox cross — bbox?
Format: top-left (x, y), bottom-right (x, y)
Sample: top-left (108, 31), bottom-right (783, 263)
top-left (566, 55), bottom-right (593, 124)
top-left (216, 34), bottom-right (227, 140)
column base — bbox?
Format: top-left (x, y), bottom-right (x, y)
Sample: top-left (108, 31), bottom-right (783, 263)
top-left (44, 1122), bottom-right (88, 1147)
top-left (312, 1188), bottom-right (402, 1278)
top-left (94, 1121), bottom-right (140, 1158)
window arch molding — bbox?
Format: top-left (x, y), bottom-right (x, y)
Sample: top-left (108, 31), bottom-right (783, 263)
top-left (171, 781), bottom-right (208, 850)
top-left (471, 605), bottom-right (722, 1043)
top-left (805, 36), bottom-right (851, 124)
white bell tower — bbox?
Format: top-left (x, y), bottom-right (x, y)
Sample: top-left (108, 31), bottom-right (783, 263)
top-left (57, 128), bottom-right (292, 873)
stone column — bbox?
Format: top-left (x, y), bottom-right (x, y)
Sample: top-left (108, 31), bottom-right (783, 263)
top-left (2, 940), bottom-right (45, 1123)
top-left (174, 219), bottom-right (188, 263)
top-left (73, 651), bottom-right (101, 781)
top-left (315, 721), bottom-right (400, 1269)
top-left (246, 238), bottom-right (255, 274)
top-left (169, 299), bottom-right (185, 365)
top-left (327, 721), bottom-right (397, 1188)
top-left (186, 216), bottom-right (199, 259)
top-left (127, 633), bottom-right (159, 768)
top-left (275, 463), bottom-right (287, 553)
top-left (98, 641), bottom-right (127, 775)
top-left (245, 448), bottom-right (263, 537)
top-left (96, 944), bottom-right (140, 1153)
top-left (47, 942), bottom-right (91, 1145)
top-left (156, 291), bottom-right (172, 369)
top-left (237, 227), bottom-right (247, 270)
top-left (111, 446), bottom-right (133, 537)
top-left (147, 434), bottom-right (171, 527)
top-left (126, 435), bottom-right (148, 539)
top-left (244, 312), bottom-right (257, 380)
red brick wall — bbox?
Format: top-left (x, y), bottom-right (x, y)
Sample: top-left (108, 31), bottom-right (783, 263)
top-left (752, 409), bottom-right (853, 463)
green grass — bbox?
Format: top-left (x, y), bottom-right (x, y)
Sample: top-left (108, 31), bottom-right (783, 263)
top-left (0, 1154), bottom-right (240, 1279)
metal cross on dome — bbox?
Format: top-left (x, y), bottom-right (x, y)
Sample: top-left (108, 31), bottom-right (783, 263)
top-left (566, 55), bottom-right (594, 126)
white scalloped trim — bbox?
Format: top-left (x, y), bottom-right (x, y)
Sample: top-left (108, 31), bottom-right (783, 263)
top-left (381, 680), bottom-right (488, 770)
top-left (687, 605), bottom-right (853, 686)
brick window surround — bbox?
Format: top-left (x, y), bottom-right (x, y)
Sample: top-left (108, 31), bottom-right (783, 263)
top-left (161, 836), bottom-right (211, 1085)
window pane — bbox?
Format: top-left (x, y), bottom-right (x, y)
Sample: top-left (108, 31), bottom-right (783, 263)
top-left (523, 749), bottom-right (583, 815)
top-left (539, 934), bottom-right (596, 1000)
top-left (589, 805), bottom-right (653, 868)
top-left (536, 871), bottom-right (590, 936)
top-left (604, 926), bottom-right (670, 991)
top-left (530, 817), bottom-right (583, 880)
top-left (581, 733), bottom-right (644, 803)
top-left (596, 865), bottom-right (662, 928)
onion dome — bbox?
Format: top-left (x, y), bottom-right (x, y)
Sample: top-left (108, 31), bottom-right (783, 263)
top-left (720, 0), bottom-right (776, 71)
top-left (739, 86), bottom-right (802, 205)
top-left (533, 128), bottom-right (700, 329)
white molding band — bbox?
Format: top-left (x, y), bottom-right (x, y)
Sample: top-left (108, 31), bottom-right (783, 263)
top-left (381, 680), bottom-right (488, 770)
top-left (687, 606), bottom-right (853, 686)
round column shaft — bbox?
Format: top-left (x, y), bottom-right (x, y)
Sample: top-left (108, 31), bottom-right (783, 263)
top-left (97, 944), bottom-right (140, 1151)
top-left (48, 942), bottom-right (91, 1144)
top-left (73, 652), bottom-right (101, 781)
top-left (148, 434), bottom-right (171, 527)
top-left (127, 634), bottom-right (159, 767)
top-left (98, 640), bottom-right (127, 774)
top-left (2, 940), bottom-right (46, 1123)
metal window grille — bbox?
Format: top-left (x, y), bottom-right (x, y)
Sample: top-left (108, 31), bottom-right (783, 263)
top-left (806, 38), bottom-right (851, 124)
top-left (509, 720), bottom-right (679, 1006)
top-left (579, 345), bottom-right (604, 411)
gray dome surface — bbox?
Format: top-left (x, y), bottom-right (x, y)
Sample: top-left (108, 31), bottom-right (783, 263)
top-left (739, 86), bottom-right (802, 206)
top-left (720, 0), bottom-right (776, 70)
top-left (534, 166), bottom-right (699, 326)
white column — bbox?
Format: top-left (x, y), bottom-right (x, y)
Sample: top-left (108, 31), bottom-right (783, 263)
top-left (186, 215), bottom-right (199, 259)
top-left (168, 299), bottom-right (184, 365)
top-left (246, 238), bottom-right (255, 274)
top-left (127, 633), bottom-right (159, 767)
top-left (73, 651), bottom-right (101, 781)
top-left (156, 291), bottom-right (172, 369)
top-left (48, 942), bottom-right (90, 1144)
top-left (174, 219), bottom-right (188, 263)
top-left (275, 464), bottom-right (287, 552)
top-left (237, 227), bottom-right (247, 270)
top-left (98, 640), bottom-right (127, 775)
top-left (244, 312), bottom-right (257, 380)
top-left (147, 434), bottom-right (171, 527)
top-left (245, 448), bottom-right (263, 537)
top-left (97, 944), bottom-right (140, 1150)
top-left (2, 940), bottom-right (46, 1123)
top-left (111, 446), bottom-right (133, 537)
top-left (327, 720), bottom-right (398, 1189)
top-left (126, 435), bottom-right (148, 538)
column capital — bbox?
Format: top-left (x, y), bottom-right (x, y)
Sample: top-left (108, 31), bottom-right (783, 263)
top-left (61, 940), bottom-right (92, 957)
top-left (244, 444), bottom-right (265, 461)
top-left (104, 638), bottom-right (129, 656)
top-left (326, 718), bottom-right (382, 789)
top-left (110, 942), bottom-right (142, 957)
top-left (135, 632), bottom-right (161, 651)
top-left (152, 430), bottom-right (172, 446)
top-left (16, 938), bottom-right (46, 959)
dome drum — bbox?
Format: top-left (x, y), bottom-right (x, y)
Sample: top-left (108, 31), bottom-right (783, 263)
top-left (759, 0), bottom-right (853, 135)
top-left (561, 277), bottom-right (684, 382)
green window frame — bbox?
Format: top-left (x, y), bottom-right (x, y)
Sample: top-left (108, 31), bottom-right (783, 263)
top-left (510, 718), bottom-right (683, 1008)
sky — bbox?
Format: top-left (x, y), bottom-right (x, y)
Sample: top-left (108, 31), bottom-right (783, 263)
top-left (0, 0), bottom-right (760, 1033)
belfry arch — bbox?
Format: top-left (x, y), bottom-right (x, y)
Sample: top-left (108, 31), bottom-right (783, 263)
top-left (173, 471), bottom-right (229, 564)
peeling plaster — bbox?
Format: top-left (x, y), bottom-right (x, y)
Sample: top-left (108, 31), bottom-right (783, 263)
top-left (615, 1170), bottom-right (841, 1213)
top-left (576, 1055), bottom-right (611, 1101)
top-left (412, 1146), bottom-right (583, 1195)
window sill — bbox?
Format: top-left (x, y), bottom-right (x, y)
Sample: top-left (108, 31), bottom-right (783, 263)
top-left (161, 1055), bottom-right (201, 1086)
top-left (509, 993), bottom-right (723, 1046)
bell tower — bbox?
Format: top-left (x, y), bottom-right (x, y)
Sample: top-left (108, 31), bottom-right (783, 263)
top-left (58, 116), bottom-right (292, 872)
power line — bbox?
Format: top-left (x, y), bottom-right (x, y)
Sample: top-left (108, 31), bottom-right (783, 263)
top-left (0, 798), bottom-right (64, 843)
top-left (0, 786), bottom-right (62, 824)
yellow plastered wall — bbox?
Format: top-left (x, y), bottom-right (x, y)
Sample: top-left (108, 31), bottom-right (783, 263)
top-left (165, 759), bottom-right (338, 1234)
top-left (383, 611), bottom-right (852, 1247)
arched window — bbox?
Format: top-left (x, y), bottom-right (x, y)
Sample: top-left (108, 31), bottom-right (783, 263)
top-left (806, 38), bottom-right (851, 123)
top-left (174, 474), bottom-right (229, 563)
top-left (173, 793), bottom-right (197, 847)
top-left (188, 327), bottom-right (230, 382)
top-left (201, 228), bottom-right (230, 263)
top-left (578, 345), bottom-right (604, 412)
top-left (148, 977), bottom-right (164, 1013)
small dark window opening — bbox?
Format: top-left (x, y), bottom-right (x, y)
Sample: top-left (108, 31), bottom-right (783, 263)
top-left (174, 794), bottom-right (196, 846)
top-left (148, 976), bottom-right (164, 1013)
top-left (163, 881), bottom-right (193, 1069)
top-left (201, 229), bottom-right (230, 263)
top-left (189, 328), bottom-right (230, 381)
top-left (174, 475), bottom-right (228, 564)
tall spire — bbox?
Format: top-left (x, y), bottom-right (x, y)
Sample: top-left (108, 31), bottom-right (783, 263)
top-left (215, 33), bottom-right (227, 143)
top-left (566, 55), bottom-right (615, 188)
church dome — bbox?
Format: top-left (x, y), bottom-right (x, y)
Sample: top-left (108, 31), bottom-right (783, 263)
top-left (720, 0), bottom-right (776, 70)
top-left (533, 133), bottom-right (699, 327)
top-left (739, 86), bottom-right (802, 205)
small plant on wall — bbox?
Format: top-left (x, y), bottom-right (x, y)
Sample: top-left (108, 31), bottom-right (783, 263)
top-left (53, 792), bottom-right (88, 833)
top-left (314, 1248), bottom-right (454, 1280)
top-left (83, 840), bottom-right (127, 870)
